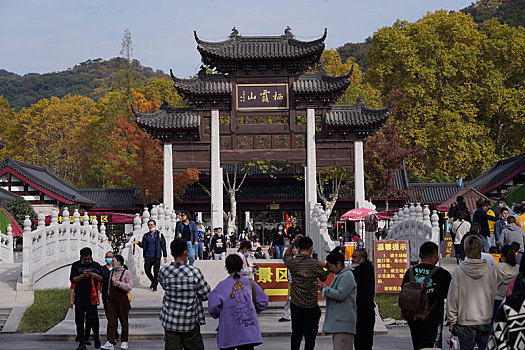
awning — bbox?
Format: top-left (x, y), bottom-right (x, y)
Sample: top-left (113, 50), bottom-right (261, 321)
top-left (0, 205), bottom-right (23, 237)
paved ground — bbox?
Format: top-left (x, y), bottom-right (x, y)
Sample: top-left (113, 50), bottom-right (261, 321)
top-left (2, 327), bottom-right (417, 349)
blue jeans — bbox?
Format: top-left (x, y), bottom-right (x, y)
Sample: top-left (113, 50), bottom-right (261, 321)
top-left (481, 235), bottom-right (489, 253)
top-left (275, 245), bottom-right (285, 259)
top-left (193, 241), bottom-right (203, 259)
top-left (187, 241), bottom-right (195, 265)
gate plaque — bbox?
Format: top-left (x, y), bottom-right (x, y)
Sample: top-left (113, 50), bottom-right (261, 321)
top-left (236, 83), bottom-right (288, 110)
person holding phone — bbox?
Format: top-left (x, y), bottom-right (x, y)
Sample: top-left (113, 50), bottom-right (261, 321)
top-left (70, 247), bottom-right (103, 350)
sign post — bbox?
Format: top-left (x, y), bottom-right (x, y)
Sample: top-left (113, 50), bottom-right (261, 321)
top-left (374, 240), bottom-right (409, 293)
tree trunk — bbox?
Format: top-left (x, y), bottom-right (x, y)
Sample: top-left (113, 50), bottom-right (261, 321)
top-left (228, 190), bottom-right (237, 235)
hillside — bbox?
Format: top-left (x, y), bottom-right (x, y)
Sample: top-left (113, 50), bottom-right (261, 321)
top-left (0, 58), bottom-right (168, 111)
top-left (462, 0), bottom-right (525, 27)
top-left (336, 0), bottom-right (525, 71)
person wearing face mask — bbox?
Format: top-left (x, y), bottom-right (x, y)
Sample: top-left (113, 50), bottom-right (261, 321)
top-left (273, 224), bottom-right (286, 259)
top-left (211, 227), bottom-right (227, 260)
top-left (351, 248), bottom-right (375, 350)
top-left (236, 241), bottom-right (259, 279)
top-left (99, 251), bottom-right (120, 343)
top-left (70, 247), bottom-right (103, 350)
top-left (136, 219), bottom-right (167, 292)
top-left (101, 255), bottom-right (133, 350)
top-left (318, 247), bottom-right (357, 350)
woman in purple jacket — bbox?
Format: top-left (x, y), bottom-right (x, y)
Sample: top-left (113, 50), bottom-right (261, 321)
top-left (208, 254), bottom-right (269, 350)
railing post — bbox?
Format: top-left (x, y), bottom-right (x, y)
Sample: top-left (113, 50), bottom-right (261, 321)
top-left (22, 215), bottom-right (32, 285)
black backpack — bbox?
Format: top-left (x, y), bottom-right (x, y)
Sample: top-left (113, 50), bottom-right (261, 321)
top-left (399, 266), bottom-right (439, 321)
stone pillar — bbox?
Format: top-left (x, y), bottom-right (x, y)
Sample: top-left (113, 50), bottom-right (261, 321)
top-left (211, 109), bottom-right (224, 229)
top-left (305, 108), bottom-right (317, 236)
top-left (163, 143), bottom-right (174, 211)
top-left (354, 140), bottom-right (365, 209)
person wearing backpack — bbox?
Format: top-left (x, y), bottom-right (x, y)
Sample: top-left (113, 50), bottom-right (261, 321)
top-left (400, 242), bottom-right (451, 350)
top-left (447, 235), bottom-right (497, 350)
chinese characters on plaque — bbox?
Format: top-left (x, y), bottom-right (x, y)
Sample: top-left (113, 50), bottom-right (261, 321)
top-left (236, 84), bottom-right (288, 110)
top-left (442, 233), bottom-right (455, 258)
top-left (374, 240), bottom-right (410, 293)
top-left (253, 262), bottom-right (334, 302)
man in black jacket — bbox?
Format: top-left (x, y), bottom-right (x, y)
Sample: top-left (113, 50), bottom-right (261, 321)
top-left (70, 247), bottom-right (103, 350)
top-left (351, 248), bottom-right (376, 350)
top-left (473, 199), bottom-right (498, 252)
top-left (137, 219), bottom-right (167, 291)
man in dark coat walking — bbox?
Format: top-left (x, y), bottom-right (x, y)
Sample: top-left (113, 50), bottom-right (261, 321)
top-left (351, 248), bottom-right (376, 350)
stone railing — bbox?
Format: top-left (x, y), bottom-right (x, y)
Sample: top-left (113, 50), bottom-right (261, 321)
top-left (21, 208), bottom-right (112, 288)
top-left (388, 203), bottom-right (440, 263)
top-left (0, 224), bottom-right (14, 263)
top-left (310, 203), bottom-right (336, 261)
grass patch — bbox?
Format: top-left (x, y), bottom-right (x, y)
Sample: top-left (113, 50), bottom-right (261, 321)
top-left (375, 293), bottom-right (401, 320)
top-left (18, 289), bottom-right (70, 333)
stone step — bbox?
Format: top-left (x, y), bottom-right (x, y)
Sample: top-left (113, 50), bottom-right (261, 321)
top-left (0, 308), bottom-right (11, 332)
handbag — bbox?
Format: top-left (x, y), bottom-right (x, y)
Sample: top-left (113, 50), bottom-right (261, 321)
top-left (113, 269), bottom-right (132, 303)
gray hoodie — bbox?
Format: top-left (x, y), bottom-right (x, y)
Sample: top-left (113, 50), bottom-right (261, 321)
top-left (447, 259), bottom-right (496, 326)
top-left (495, 262), bottom-right (519, 300)
top-left (500, 223), bottom-right (525, 251)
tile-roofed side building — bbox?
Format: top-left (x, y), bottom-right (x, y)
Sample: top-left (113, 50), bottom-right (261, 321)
top-left (78, 188), bottom-right (141, 211)
top-left (409, 183), bottom-right (461, 206)
top-left (467, 152), bottom-right (525, 197)
top-left (0, 157), bottom-right (95, 206)
top-left (0, 187), bottom-right (21, 203)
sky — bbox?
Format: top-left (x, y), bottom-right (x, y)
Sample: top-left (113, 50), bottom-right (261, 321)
top-left (0, 0), bottom-right (474, 77)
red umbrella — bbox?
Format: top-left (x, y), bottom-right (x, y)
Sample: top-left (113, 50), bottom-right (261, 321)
top-left (341, 208), bottom-right (378, 222)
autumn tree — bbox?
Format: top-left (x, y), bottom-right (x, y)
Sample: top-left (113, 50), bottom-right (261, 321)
top-left (316, 49), bottom-right (382, 108)
top-left (364, 119), bottom-right (418, 211)
top-left (2, 95), bottom-right (97, 186)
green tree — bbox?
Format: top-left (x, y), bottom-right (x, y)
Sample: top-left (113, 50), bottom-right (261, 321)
top-left (3, 199), bottom-right (37, 229)
top-left (367, 10), bottom-right (525, 180)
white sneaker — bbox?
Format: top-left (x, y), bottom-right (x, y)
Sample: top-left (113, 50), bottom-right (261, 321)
top-left (101, 341), bottom-right (114, 350)
top-left (120, 342), bottom-right (128, 349)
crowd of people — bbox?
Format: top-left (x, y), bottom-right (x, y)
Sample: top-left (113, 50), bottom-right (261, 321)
top-left (68, 200), bottom-right (525, 350)
top-left (399, 200), bottom-right (525, 350)
top-left (69, 223), bottom-right (379, 350)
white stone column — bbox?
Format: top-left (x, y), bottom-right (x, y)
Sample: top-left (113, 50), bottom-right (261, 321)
top-left (305, 108), bottom-right (317, 236)
top-left (354, 140), bottom-right (365, 208)
top-left (163, 143), bottom-right (174, 211)
top-left (211, 110), bottom-right (224, 229)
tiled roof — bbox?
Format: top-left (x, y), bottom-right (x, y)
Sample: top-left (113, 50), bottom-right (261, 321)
top-left (78, 188), bottom-right (139, 209)
top-left (409, 183), bottom-right (461, 205)
top-left (0, 188), bottom-right (21, 203)
top-left (194, 28), bottom-right (326, 60)
top-left (293, 69), bottom-right (352, 94)
top-left (393, 168), bottom-right (409, 191)
top-left (134, 104), bottom-right (200, 130)
top-left (0, 158), bottom-right (95, 205)
top-left (326, 100), bottom-right (389, 127)
top-left (170, 69), bottom-right (231, 95)
top-left (467, 152), bottom-right (525, 192)
top-left (437, 187), bottom-right (490, 212)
